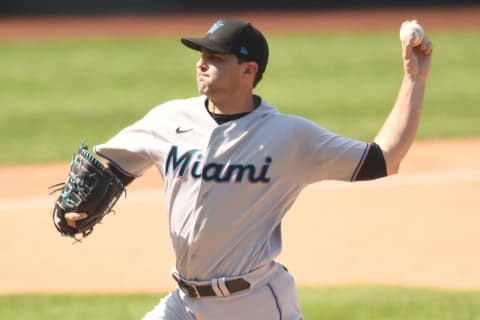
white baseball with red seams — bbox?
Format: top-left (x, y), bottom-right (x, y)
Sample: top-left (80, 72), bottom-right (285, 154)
top-left (399, 20), bottom-right (425, 46)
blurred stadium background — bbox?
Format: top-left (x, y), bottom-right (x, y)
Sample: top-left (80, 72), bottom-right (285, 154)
top-left (1, 0), bottom-right (479, 16)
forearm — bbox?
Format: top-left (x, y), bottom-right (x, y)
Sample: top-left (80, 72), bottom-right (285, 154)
top-left (374, 75), bottom-right (426, 174)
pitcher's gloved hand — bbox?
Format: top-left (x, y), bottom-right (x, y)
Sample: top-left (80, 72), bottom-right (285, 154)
top-left (49, 142), bottom-right (125, 240)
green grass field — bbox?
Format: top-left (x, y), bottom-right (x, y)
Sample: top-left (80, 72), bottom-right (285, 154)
top-left (0, 31), bottom-right (479, 165)
top-left (2, 286), bottom-right (480, 319)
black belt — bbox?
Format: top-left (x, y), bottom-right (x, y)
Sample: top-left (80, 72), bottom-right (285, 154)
top-left (172, 273), bottom-right (251, 298)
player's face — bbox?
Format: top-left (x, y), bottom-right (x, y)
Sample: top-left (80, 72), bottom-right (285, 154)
top-left (196, 50), bottom-right (245, 96)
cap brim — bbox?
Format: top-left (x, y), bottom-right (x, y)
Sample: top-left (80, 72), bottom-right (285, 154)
top-left (181, 37), bottom-right (231, 54)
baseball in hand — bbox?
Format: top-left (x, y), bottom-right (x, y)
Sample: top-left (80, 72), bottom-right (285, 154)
top-left (399, 21), bottom-right (425, 46)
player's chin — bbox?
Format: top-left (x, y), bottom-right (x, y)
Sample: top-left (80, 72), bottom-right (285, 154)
top-left (197, 82), bottom-right (209, 95)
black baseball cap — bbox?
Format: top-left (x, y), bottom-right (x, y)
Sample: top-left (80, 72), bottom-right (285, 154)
top-left (181, 19), bottom-right (269, 76)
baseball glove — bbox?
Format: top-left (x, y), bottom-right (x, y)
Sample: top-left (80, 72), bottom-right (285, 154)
top-left (49, 142), bottom-right (125, 240)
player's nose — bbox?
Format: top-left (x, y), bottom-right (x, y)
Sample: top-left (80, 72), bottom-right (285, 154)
top-left (196, 57), bottom-right (208, 72)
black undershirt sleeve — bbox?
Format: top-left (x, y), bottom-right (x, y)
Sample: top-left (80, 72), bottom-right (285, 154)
top-left (355, 143), bottom-right (387, 181)
top-left (108, 162), bottom-right (136, 186)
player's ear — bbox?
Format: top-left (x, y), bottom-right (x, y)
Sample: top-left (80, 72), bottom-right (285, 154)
top-left (243, 62), bottom-right (258, 79)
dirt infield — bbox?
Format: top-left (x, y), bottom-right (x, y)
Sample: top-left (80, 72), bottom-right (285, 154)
top-left (1, 7), bottom-right (480, 293)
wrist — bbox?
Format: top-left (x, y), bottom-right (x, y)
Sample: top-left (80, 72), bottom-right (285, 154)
top-left (404, 74), bottom-right (428, 86)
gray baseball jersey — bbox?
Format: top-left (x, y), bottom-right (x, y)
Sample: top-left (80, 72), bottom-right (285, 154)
top-left (95, 95), bottom-right (368, 281)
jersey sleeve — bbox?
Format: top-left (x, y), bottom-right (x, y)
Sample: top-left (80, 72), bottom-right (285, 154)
top-left (94, 115), bottom-right (156, 177)
top-left (292, 116), bottom-right (369, 185)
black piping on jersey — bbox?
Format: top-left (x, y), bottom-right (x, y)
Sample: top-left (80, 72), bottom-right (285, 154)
top-left (94, 149), bottom-right (137, 186)
top-left (351, 143), bottom-right (387, 181)
top-left (108, 162), bottom-right (136, 186)
top-left (266, 283), bottom-right (282, 319)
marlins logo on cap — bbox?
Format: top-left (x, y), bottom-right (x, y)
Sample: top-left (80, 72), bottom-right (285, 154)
top-left (208, 21), bottom-right (225, 34)
top-left (180, 19), bottom-right (269, 77)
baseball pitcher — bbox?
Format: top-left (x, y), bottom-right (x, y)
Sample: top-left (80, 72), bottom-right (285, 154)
top-left (55, 18), bottom-right (433, 319)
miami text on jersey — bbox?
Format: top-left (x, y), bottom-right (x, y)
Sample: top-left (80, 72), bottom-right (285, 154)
top-left (165, 145), bottom-right (272, 183)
